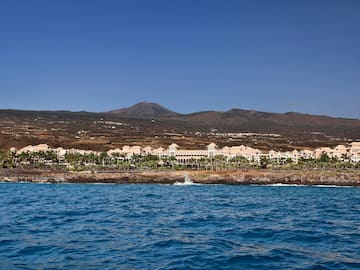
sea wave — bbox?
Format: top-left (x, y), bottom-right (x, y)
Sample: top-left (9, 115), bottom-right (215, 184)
top-left (0, 183), bottom-right (359, 269)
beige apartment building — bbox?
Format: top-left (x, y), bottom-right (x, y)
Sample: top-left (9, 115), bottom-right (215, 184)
top-left (350, 142), bottom-right (360, 162)
top-left (11, 141), bottom-right (360, 164)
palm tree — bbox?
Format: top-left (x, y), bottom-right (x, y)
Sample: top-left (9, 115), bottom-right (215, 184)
top-left (319, 153), bottom-right (330, 163)
top-left (210, 155), bottom-right (227, 171)
top-left (259, 156), bottom-right (272, 169)
top-left (99, 152), bottom-right (110, 167)
top-left (0, 150), bottom-right (6, 165)
top-left (230, 156), bottom-right (250, 169)
top-left (168, 156), bottom-right (177, 169)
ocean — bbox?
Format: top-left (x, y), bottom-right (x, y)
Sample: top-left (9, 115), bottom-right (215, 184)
top-left (0, 183), bottom-right (359, 269)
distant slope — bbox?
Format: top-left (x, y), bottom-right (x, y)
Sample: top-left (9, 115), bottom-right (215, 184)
top-left (0, 103), bottom-right (359, 151)
top-left (183, 109), bottom-right (360, 136)
top-left (108, 102), bottom-right (179, 118)
top-left (107, 102), bottom-right (360, 137)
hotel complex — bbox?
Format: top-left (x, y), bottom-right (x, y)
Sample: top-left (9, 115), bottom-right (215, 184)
top-left (13, 142), bottom-right (360, 164)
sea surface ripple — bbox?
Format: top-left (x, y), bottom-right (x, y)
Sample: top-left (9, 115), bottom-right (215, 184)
top-left (0, 183), bottom-right (360, 269)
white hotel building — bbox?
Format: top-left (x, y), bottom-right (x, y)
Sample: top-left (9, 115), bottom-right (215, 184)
top-left (14, 142), bottom-right (360, 164)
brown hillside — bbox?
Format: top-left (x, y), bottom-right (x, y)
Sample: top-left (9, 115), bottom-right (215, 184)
top-left (0, 103), bottom-right (359, 151)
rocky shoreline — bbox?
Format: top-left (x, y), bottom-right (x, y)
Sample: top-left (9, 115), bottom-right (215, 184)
top-left (0, 168), bottom-right (360, 186)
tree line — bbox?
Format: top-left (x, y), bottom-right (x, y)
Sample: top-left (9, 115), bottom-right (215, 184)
top-left (0, 150), bottom-right (359, 171)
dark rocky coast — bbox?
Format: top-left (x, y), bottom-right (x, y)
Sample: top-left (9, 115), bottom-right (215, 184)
top-left (0, 169), bottom-right (359, 186)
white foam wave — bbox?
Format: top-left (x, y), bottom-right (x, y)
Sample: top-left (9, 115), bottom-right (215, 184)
top-left (253, 183), bottom-right (356, 188)
top-left (269, 183), bottom-right (307, 187)
top-left (312, 185), bottom-right (354, 188)
top-left (173, 174), bottom-right (201, 186)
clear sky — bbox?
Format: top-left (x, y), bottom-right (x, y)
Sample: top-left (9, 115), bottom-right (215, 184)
top-left (0, 0), bottom-right (359, 118)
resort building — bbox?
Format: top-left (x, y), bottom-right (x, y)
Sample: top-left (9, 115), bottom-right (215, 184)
top-left (299, 149), bottom-right (315, 159)
top-left (350, 142), bottom-right (360, 155)
top-left (350, 142), bottom-right (360, 163)
top-left (314, 147), bottom-right (335, 159)
top-left (157, 143), bottom-right (264, 163)
top-left (11, 141), bottom-right (360, 165)
top-left (268, 150), bottom-right (299, 163)
top-left (107, 145), bottom-right (143, 160)
top-left (52, 147), bottom-right (67, 157)
top-left (17, 144), bottom-right (50, 154)
top-left (219, 145), bottom-right (261, 160)
top-left (332, 145), bottom-right (349, 159)
top-left (164, 143), bottom-right (208, 163)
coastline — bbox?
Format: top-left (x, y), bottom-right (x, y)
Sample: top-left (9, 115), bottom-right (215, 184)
top-left (0, 168), bottom-right (359, 186)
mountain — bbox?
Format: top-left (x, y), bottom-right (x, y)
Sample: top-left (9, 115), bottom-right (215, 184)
top-left (184, 109), bottom-right (360, 133)
top-left (0, 103), bottom-right (359, 151)
top-left (108, 102), bottom-right (179, 118)
top-left (107, 103), bottom-right (360, 137)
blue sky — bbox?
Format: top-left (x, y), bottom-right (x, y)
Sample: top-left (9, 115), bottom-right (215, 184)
top-left (0, 0), bottom-right (359, 118)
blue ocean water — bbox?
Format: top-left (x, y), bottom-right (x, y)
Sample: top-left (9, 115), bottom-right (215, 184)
top-left (0, 183), bottom-right (360, 270)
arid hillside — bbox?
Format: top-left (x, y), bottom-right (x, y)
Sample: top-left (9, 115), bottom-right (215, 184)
top-left (0, 103), bottom-right (359, 151)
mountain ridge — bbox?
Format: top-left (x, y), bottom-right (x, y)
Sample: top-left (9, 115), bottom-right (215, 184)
top-left (104, 102), bottom-right (360, 137)
top-left (107, 102), bottom-right (359, 121)
top-left (1, 102), bottom-right (359, 151)
top-left (108, 102), bottom-right (180, 117)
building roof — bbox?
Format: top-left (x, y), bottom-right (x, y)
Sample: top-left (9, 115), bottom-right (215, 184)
top-left (169, 143), bottom-right (179, 148)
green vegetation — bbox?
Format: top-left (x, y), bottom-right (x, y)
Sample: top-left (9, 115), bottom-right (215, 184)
top-left (1, 149), bottom-right (359, 171)
top-left (0, 150), bottom-right (5, 165)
